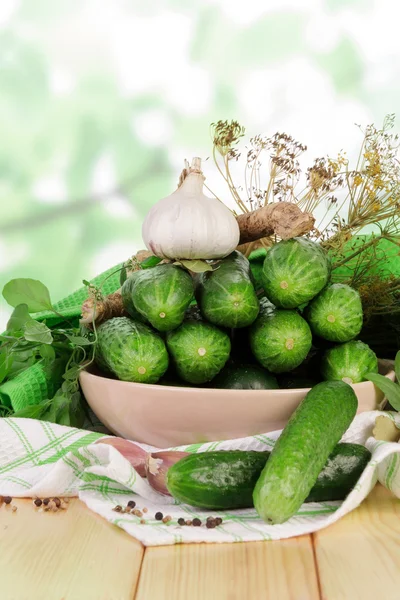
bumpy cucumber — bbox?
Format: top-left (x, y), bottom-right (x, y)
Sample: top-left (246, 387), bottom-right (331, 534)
top-left (305, 443), bottom-right (371, 502)
top-left (95, 317), bottom-right (169, 383)
top-left (195, 251), bottom-right (259, 328)
top-left (167, 451), bottom-right (270, 509)
top-left (252, 380), bottom-right (358, 524)
top-left (166, 443), bottom-right (370, 510)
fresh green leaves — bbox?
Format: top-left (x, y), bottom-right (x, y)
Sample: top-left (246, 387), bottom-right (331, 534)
top-left (6, 304), bottom-right (32, 332)
top-left (395, 351), bottom-right (400, 383)
top-left (2, 278), bottom-right (53, 313)
top-left (175, 259), bottom-right (214, 273)
top-left (0, 352), bottom-right (13, 385)
top-left (140, 255), bottom-right (162, 269)
top-left (365, 371), bottom-right (400, 411)
top-left (24, 321), bottom-right (53, 345)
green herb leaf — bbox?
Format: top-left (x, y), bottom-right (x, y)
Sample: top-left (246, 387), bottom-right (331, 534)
top-left (6, 304), bottom-right (33, 332)
top-left (176, 259), bottom-right (214, 273)
top-left (39, 344), bottom-right (56, 362)
top-left (395, 351), bottom-right (400, 383)
top-left (12, 400), bottom-right (52, 420)
top-left (63, 366), bottom-right (80, 381)
top-left (3, 279), bottom-right (53, 312)
top-left (0, 352), bottom-right (13, 384)
top-left (140, 255), bottom-right (162, 269)
top-left (24, 321), bottom-right (53, 345)
top-left (365, 372), bottom-right (400, 411)
top-left (66, 335), bottom-right (93, 346)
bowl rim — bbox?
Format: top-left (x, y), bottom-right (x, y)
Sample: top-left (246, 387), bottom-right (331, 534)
top-left (80, 358), bottom-right (395, 394)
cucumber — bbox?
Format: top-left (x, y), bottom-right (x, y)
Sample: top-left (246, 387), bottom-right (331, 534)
top-left (248, 248), bottom-right (268, 291)
top-left (305, 443), bottom-right (371, 502)
top-left (306, 283), bottom-right (363, 342)
top-left (321, 340), bottom-right (378, 384)
top-left (261, 237), bottom-right (330, 308)
top-left (166, 443), bottom-right (370, 510)
top-left (211, 364), bottom-right (279, 390)
top-left (252, 380), bottom-right (358, 524)
top-left (167, 451), bottom-right (270, 509)
top-left (130, 264), bottom-right (194, 332)
top-left (121, 274), bottom-right (146, 322)
top-left (250, 309), bottom-right (312, 373)
top-left (195, 251), bottom-right (259, 328)
top-left (166, 320), bottom-right (231, 384)
top-left (95, 317), bottom-right (169, 383)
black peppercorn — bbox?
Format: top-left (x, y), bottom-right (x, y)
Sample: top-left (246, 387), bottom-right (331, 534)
top-left (34, 498), bottom-right (42, 507)
top-left (3, 496), bottom-right (12, 505)
top-left (215, 517), bottom-right (223, 526)
top-left (192, 518), bottom-right (201, 527)
top-left (178, 518), bottom-right (186, 526)
top-left (53, 497), bottom-right (61, 508)
top-left (127, 500), bottom-right (136, 509)
top-left (206, 519), bottom-right (216, 529)
top-left (155, 512), bottom-right (163, 521)
top-left (42, 498), bottom-right (50, 506)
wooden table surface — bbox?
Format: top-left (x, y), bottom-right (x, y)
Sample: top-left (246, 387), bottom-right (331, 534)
top-left (1, 484), bottom-right (399, 600)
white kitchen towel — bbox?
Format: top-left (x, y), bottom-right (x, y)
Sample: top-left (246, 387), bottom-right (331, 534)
top-left (0, 411), bottom-right (399, 546)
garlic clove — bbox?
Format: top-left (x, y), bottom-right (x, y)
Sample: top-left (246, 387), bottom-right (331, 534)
top-left (95, 437), bottom-right (148, 477)
top-left (145, 451), bottom-right (190, 495)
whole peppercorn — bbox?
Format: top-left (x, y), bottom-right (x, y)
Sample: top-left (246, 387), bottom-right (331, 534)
top-left (53, 497), bottom-right (61, 508)
top-left (3, 496), bottom-right (12, 505)
top-left (155, 512), bottom-right (163, 521)
top-left (192, 518), bottom-right (201, 527)
top-left (34, 498), bottom-right (42, 507)
top-left (42, 498), bottom-right (50, 506)
top-left (215, 517), bottom-right (223, 526)
top-left (113, 505), bottom-right (122, 513)
top-left (206, 519), bottom-right (216, 529)
top-left (178, 518), bottom-right (186, 526)
top-left (127, 500), bottom-right (136, 509)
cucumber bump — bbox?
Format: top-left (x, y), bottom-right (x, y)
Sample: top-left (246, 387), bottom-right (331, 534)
top-left (253, 380), bottom-right (358, 524)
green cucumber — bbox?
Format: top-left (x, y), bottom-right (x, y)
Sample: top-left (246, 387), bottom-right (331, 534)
top-left (130, 264), bottom-right (194, 332)
top-left (95, 317), bottom-right (169, 383)
top-left (306, 283), bottom-right (363, 343)
top-left (250, 309), bottom-right (312, 373)
top-left (212, 364), bottom-right (279, 390)
top-left (166, 320), bottom-right (231, 384)
top-left (167, 451), bottom-right (269, 509)
top-left (305, 443), bottom-right (371, 502)
top-left (261, 237), bottom-right (330, 308)
top-left (121, 274), bottom-right (146, 322)
top-left (253, 380), bottom-right (358, 524)
top-left (195, 251), bottom-right (259, 328)
top-left (321, 340), bottom-right (378, 384)
top-left (166, 443), bottom-right (370, 510)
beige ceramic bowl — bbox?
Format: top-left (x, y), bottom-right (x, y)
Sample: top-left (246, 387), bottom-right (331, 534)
top-left (80, 359), bottom-right (395, 447)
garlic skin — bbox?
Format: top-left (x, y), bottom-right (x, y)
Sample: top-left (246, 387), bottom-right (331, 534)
top-left (142, 158), bottom-right (240, 260)
top-left (145, 450), bottom-right (189, 495)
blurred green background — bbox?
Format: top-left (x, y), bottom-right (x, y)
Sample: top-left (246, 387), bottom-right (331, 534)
top-left (0, 0), bottom-right (398, 328)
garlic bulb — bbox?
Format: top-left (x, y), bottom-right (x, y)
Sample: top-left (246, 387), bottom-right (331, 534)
top-left (142, 157), bottom-right (240, 260)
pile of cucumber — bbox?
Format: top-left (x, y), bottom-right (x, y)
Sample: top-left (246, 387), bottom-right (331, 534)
top-left (93, 237), bottom-right (378, 524)
top-left (95, 236), bottom-right (379, 389)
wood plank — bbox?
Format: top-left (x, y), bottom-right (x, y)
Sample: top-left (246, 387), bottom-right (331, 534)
top-left (0, 498), bottom-right (144, 600)
top-left (136, 536), bottom-right (320, 600)
top-left (314, 484), bottom-right (400, 600)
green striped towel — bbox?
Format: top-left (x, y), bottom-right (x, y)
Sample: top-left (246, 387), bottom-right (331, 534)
top-left (0, 411), bottom-right (399, 546)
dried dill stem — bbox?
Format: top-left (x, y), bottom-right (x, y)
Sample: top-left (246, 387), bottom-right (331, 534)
top-left (236, 202), bottom-right (315, 245)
